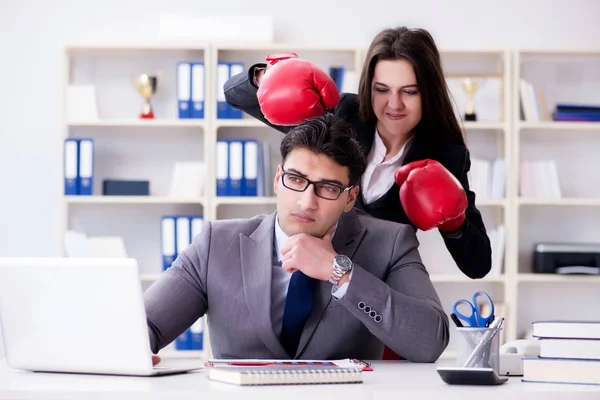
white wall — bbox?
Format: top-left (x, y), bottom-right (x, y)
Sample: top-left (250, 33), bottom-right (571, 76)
top-left (0, 0), bottom-right (599, 359)
top-left (2, 0), bottom-right (599, 256)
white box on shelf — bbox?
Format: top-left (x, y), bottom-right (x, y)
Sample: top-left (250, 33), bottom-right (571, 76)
top-left (168, 162), bottom-right (206, 199)
top-left (66, 84), bottom-right (99, 122)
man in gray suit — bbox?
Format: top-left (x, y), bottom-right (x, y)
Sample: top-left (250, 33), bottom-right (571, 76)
top-left (144, 115), bottom-right (449, 363)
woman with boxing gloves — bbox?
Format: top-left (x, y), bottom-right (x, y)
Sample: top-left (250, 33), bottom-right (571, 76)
top-left (224, 26), bottom-right (492, 281)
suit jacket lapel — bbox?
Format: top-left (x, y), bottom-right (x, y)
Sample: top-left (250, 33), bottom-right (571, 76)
top-left (295, 210), bottom-right (367, 357)
top-left (239, 212), bottom-right (288, 359)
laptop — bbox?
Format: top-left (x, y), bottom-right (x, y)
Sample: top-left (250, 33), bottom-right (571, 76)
top-left (0, 257), bottom-right (203, 376)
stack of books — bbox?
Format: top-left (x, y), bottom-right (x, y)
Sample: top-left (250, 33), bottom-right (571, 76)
top-left (552, 104), bottom-right (600, 122)
top-left (523, 320), bottom-right (600, 385)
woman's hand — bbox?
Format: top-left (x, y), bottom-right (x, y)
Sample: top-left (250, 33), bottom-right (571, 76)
top-left (394, 159), bottom-right (468, 233)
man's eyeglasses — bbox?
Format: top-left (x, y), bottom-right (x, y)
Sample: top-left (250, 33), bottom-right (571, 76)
top-left (280, 169), bottom-right (354, 200)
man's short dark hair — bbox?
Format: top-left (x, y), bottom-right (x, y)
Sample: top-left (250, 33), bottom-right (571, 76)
top-left (280, 114), bottom-right (367, 186)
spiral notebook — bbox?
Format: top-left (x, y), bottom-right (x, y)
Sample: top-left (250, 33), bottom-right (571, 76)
top-left (206, 365), bottom-right (364, 386)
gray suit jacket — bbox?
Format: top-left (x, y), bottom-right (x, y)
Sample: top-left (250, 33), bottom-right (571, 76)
top-left (144, 209), bottom-right (449, 362)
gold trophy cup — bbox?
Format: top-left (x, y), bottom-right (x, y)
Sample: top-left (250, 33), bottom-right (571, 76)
top-left (462, 78), bottom-right (479, 121)
top-left (135, 74), bottom-right (159, 119)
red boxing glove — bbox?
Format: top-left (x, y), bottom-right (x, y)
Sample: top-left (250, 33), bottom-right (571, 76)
top-left (394, 159), bottom-right (468, 233)
top-left (257, 53), bottom-right (340, 126)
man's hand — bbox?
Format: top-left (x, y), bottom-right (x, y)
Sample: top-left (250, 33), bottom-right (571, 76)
top-left (152, 355), bottom-right (161, 366)
top-left (280, 226), bottom-right (337, 281)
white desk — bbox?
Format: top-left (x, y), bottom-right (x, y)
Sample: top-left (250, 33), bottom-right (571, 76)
top-left (1, 359), bottom-right (599, 400)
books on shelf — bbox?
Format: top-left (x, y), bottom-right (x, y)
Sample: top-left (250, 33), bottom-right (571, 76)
top-left (553, 104), bottom-right (600, 122)
top-left (468, 158), bottom-right (506, 201)
top-left (519, 79), bottom-right (546, 122)
top-left (523, 320), bottom-right (600, 385)
top-left (519, 160), bottom-right (561, 198)
top-left (488, 225), bottom-right (505, 277)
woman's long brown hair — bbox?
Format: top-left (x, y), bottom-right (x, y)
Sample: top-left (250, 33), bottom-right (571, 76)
top-left (358, 26), bottom-right (465, 145)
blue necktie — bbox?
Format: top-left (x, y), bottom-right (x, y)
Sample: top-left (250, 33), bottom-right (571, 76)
top-left (280, 271), bottom-right (314, 356)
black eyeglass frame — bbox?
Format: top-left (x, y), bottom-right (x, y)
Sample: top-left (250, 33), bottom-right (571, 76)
top-left (280, 168), bottom-right (355, 201)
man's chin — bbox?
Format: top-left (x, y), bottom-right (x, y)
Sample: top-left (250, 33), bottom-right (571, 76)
top-left (286, 222), bottom-right (321, 238)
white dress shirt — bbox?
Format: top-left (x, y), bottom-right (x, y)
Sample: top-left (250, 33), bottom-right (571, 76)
top-left (361, 128), bottom-right (414, 204)
top-left (270, 214), bottom-right (351, 337)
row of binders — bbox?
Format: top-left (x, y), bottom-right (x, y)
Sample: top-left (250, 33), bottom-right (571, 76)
top-left (161, 215), bottom-right (203, 271)
top-left (174, 317), bottom-right (204, 351)
top-left (177, 61), bottom-right (355, 120)
top-left (468, 158), bottom-right (506, 200)
top-left (64, 138), bottom-right (94, 195)
top-left (160, 215), bottom-right (205, 351)
top-left (178, 61), bottom-right (245, 119)
top-left (177, 62), bottom-right (205, 119)
top-left (216, 139), bottom-right (272, 197)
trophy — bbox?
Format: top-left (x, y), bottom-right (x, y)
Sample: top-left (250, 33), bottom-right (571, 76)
top-left (462, 78), bottom-right (479, 121)
top-left (135, 74), bottom-right (159, 119)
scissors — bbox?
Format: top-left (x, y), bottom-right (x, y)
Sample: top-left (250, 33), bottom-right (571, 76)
top-left (452, 290), bottom-right (495, 328)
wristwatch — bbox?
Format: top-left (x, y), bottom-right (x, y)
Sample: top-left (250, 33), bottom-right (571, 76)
top-left (329, 254), bottom-right (353, 286)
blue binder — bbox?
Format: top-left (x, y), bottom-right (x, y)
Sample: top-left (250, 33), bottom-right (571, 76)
top-left (216, 63), bottom-right (229, 119)
top-left (177, 62), bottom-right (192, 119)
top-left (227, 62), bottom-right (244, 119)
top-left (216, 140), bottom-right (229, 196)
top-left (64, 138), bottom-right (79, 195)
top-left (228, 140), bottom-right (243, 196)
top-left (77, 138), bottom-right (94, 196)
top-left (242, 139), bottom-right (259, 196)
top-left (161, 216), bottom-right (176, 271)
top-left (191, 62), bottom-right (205, 119)
top-left (175, 329), bottom-right (190, 350)
top-left (188, 318), bottom-right (204, 350)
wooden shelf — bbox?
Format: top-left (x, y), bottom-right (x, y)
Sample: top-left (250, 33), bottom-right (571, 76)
top-left (67, 119), bottom-right (206, 128)
top-left (216, 196), bottom-right (277, 206)
top-left (215, 120), bottom-right (507, 131)
top-left (462, 121), bottom-right (506, 130)
top-left (476, 199), bottom-right (507, 207)
top-left (216, 119), bottom-right (266, 128)
top-left (518, 121), bottom-right (600, 131)
top-left (518, 273), bottom-right (600, 283)
top-left (65, 196), bottom-right (204, 205)
top-left (518, 198), bottom-right (600, 206)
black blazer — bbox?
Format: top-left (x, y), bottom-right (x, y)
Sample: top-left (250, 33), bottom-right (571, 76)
top-left (224, 64), bottom-right (492, 279)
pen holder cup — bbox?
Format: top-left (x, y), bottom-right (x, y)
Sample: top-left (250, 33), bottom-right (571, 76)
top-left (455, 327), bottom-right (502, 374)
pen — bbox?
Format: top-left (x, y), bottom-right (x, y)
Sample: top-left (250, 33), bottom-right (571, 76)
top-left (450, 313), bottom-right (464, 328)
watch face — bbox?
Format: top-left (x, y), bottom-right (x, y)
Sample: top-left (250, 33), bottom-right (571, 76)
top-left (335, 255), bottom-right (353, 271)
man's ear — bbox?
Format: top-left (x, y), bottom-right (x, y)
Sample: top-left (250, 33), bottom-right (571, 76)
top-left (343, 185), bottom-right (360, 212)
top-left (273, 164), bottom-right (282, 195)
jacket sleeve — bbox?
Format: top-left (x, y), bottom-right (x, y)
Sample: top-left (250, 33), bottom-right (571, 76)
top-left (334, 224), bottom-right (450, 363)
top-left (223, 63), bottom-right (292, 134)
top-left (441, 147), bottom-right (493, 279)
top-left (143, 221), bottom-right (212, 353)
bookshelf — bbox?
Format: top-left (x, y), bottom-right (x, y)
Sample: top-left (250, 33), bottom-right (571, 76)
top-left (59, 42), bottom-right (600, 362)
top-left (61, 43), bottom-right (211, 360)
top-left (512, 49), bottom-right (600, 342)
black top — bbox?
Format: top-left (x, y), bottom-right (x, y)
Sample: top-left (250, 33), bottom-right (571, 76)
top-left (223, 64), bottom-right (492, 279)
